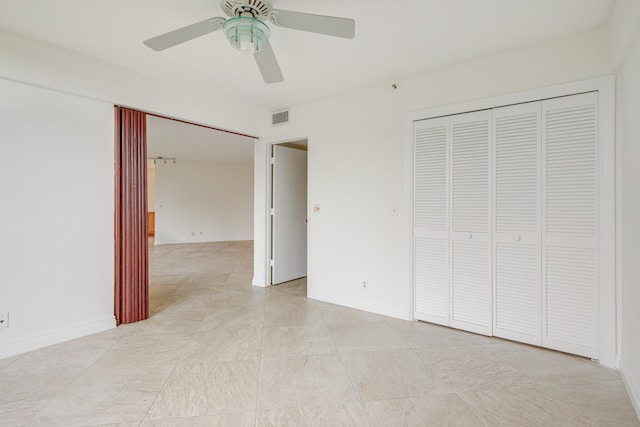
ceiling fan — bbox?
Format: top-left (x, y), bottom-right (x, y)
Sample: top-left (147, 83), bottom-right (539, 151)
top-left (143, 0), bottom-right (356, 84)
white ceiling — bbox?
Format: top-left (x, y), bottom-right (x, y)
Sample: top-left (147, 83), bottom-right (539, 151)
top-left (0, 0), bottom-right (615, 111)
top-left (147, 115), bottom-right (254, 163)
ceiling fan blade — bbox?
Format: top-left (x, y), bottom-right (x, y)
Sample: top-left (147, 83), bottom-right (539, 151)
top-left (143, 17), bottom-right (226, 51)
top-left (269, 9), bottom-right (355, 39)
top-left (254, 40), bottom-right (284, 84)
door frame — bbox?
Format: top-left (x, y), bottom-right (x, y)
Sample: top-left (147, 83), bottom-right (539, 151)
top-left (404, 75), bottom-right (616, 367)
top-left (253, 133), bottom-right (311, 288)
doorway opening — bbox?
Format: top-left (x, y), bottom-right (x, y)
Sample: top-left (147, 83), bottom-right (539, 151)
top-left (267, 139), bottom-right (308, 296)
top-left (116, 107), bottom-right (257, 324)
top-left (145, 114), bottom-right (256, 315)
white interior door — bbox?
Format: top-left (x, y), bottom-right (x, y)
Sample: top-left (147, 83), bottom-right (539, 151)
top-left (542, 92), bottom-right (599, 358)
top-left (449, 110), bottom-right (492, 336)
top-left (272, 145), bottom-right (308, 285)
top-left (414, 116), bottom-right (450, 326)
top-left (492, 102), bottom-right (542, 346)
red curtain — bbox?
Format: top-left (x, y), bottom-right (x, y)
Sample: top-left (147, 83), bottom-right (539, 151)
top-left (114, 107), bottom-right (148, 325)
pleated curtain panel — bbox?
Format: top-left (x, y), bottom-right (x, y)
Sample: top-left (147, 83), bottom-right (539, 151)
top-left (114, 107), bottom-right (149, 325)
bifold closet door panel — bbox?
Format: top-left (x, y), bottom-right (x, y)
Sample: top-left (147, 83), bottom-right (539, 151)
top-left (542, 92), bottom-right (599, 359)
top-left (450, 110), bottom-right (492, 335)
top-left (414, 117), bottom-right (450, 325)
top-left (492, 102), bottom-right (542, 346)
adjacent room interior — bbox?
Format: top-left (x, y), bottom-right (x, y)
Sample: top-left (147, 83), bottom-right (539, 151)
top-left (145, 115), bottom-right (257, 314)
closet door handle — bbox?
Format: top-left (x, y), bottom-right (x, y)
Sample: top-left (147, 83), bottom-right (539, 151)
top-left (467, 233), bottom-right (473, 240)
top-left (515, 235), bottom-right (521, 242)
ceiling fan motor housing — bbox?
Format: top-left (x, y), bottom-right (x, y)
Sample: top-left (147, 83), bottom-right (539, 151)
top-left (223, 0), bottom-right (271, 20)
top-left (223, 16), bottom-right (270, 54)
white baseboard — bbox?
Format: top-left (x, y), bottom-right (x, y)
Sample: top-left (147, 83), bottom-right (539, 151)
top-left (620, 360), bottom-right (640, 421)
top-left (307, 290), bottom-right (412, 321)
top-left (0, 316), bottom-right (116, 360)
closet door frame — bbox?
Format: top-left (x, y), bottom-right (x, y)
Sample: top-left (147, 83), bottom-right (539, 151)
top-left (404, 75), bottom-right (616, 368)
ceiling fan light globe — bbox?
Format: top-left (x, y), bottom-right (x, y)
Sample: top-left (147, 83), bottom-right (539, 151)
top-left (223, 17), bottom-right (270, 56)
top-left (240, 34), bottom-right (255, 55)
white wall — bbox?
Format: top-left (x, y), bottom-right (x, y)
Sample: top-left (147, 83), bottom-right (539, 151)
top-left (255, 27), bottom-right (612, 320)
top-left (0, 29), bottom-right (264, 136)
top-left (148, 162), bottom-right (156, 213)
top-left (609, 0), bottom-right (640, 68)
top-left (155, 161), bottom-right (253, 244)
top-left (616, 5), bottom-right (640, 416)
top-left (0, 79), bottom-right (115, 359)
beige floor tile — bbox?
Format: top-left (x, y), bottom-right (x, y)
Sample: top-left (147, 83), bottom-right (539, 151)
top-left (257, 403), bottom-right (369, 427)
top-left (258, 354), bottom-right (358, 410)
top-left (341, 349), bottom-right (450, 401)
top-left (265, 291), bottom-right (314, 309)
top-left (385, 318), bottom-right (484, 347)
top-left (485, 340), bottom-right (621, 384)
top-left (542, 380), bottom-right (640, 426)
top-left (318, 303), bottom-right (389, 325)
top-left (2, 332), bottom-right (117, 376)
top-left (88, 423), bottom-right (142, 427)
top-left (146, 359), bottom-right (260, 419)
top-left (415, 344), bottom-right (532, 392)
top-left (2, 241), bottom-right (637, 426)
top-left (459, 385), bottom-right (591, 426)
top-left (261, 323), bottom-right (336, 358)
top-left (198, 305), bottom-right (264, 331)
top-left (140, 412), bottom-right (255, 426)
top-left (209, 288), bottom-right (267, 309)
top-left (270, 278), bottom-right (308, 297)
top-left (263, 302), bottom-right (324, 328)
top-left (233, 261), bottom-right (254, 274)
top-left (0, 354), bottom-right (22, 370)
top-left (0, 371), bottom-right (82, 426)
top-left (181, 272), bottom-right (230, 286)
top-left (327, 321), bottom-right (408, 353)
top-left (90, 333), bottom-right (191, 383)
top-left (364, 394), bottom-right (485, 427)
top-left (181, 327), bottom-right (263, 363)
top-left (25, 334), bottom-right (192, 426)
top-left (125, 313), bottom-right (204, 337)
top-left (225, 273), bottom-right (255, 286)
top-left (0, 333), bottom-right (122, 426)
top-left (26, 382), bottom-right (156, 426)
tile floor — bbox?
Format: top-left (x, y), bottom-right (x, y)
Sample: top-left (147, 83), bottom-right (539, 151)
top-left (1, 241), bottom-right (638, 426)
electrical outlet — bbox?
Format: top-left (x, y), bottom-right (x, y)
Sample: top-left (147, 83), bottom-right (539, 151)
top-left (362, 280), bottom-right (368, 289)
top-left (0, 312), bottom-right (8, 329)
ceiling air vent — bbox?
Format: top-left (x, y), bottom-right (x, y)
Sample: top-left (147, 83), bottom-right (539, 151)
top-left (272, 109), bottom-right (289, 126)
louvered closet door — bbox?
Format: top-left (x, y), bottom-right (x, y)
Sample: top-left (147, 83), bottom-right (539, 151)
top-left (450, 110), bottom-right (492, 335)
top-left (542, 92), bottom-right (599, 359)
top-left (414, 117), bottom-right (450, 326)
top-left (492, 102), bottom-right (542, 346)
